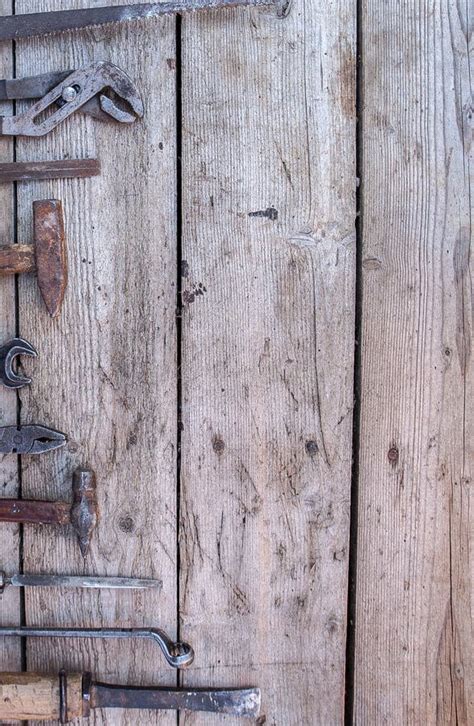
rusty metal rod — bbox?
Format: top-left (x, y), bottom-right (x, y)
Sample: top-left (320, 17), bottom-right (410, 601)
top-left (0, 159), bottom-right (101, 184)
top-left (0, 1), bottom-right (287, 42)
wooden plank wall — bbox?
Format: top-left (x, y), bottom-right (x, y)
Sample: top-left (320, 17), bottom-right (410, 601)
top-left (180, 1), bottom-right (356, 724)
top-left (354, 0), bottom-right (472, 724)
top-left (0, 0), bottom-right (357, 723)
top-left (11, 2), bottom-right (178, 725)
top-left (0, 0), bottom-right (471, 725)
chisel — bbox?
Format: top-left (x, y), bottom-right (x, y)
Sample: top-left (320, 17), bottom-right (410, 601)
top-left (0, 572), bottom-right (162, 593)
top-left (0, 0), bottom-right (286, 42)
top-left (0, 671), bottom-right (261, 722)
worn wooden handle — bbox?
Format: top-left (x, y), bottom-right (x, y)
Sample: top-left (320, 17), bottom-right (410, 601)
top-left (0, 672), bottom-right (83, 721)
top-left (0, 243), bottom-right (36, 275)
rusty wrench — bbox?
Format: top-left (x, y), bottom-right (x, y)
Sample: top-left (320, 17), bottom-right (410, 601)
top-left (0, 61), bottom-right (144, 137)
top-left (0, 338), bottom-right (37, 389)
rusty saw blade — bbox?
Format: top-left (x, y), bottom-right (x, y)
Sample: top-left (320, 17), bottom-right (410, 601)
top-left (0, 0), bottom-right (284, 42)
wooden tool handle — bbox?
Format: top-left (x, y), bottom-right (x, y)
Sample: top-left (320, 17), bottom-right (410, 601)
top-left (0, 672), bottom-right (83, 721)
top-left (0, 243), bottom-right (36, 275)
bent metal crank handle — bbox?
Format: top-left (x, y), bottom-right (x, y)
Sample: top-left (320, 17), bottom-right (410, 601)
top-left (0, 672), bottom-right (261, 722)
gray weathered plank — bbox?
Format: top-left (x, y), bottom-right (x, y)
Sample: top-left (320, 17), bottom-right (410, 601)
top-left (0, 0), bottom-right (21, 677)
top-left (354, 1), bottom-right (472, 723)
top-left (180, 1), bottom-right (356, 723)
top-left (14, 1), bottom-right (178, 724)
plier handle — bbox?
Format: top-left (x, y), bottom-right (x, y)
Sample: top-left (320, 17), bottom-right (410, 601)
top-left (0, 61), bottom-right (144, 137)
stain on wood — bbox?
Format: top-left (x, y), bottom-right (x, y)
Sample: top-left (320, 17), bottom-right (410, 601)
top-left (179, 2), bottom-right (356, 724)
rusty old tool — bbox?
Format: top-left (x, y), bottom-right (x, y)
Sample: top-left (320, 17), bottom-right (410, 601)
top-left (0, 62), bottom-right (144, 137)
top-left (0, 0), bottom-right (288, 42)
top-left (0, 468), bottom-right (97, 557)
top-left (0, 338), bottom-right (37, 389)
top-left (0, 199), bottom-right (67, 317)
top-left (0, 672), bottom-right (260, 722)
top-left (0, 572), bottom-right (162, 593)
top-left (0, 425), bottom-right (66, 455)
top-left (0, 159), bottom-right (101, 184)
top-left (0, 627), bottom-right (194, 670)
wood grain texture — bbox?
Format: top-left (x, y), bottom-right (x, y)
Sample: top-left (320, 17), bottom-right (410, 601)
top-left (0, 244), bottom-right (36, 276)
top-left (0, 0), bottom-right (22, 678)
top-left (354, 1), bottom-right (473, 724)
top-left (14, 1), bottom-right (178, 724)
top-left (0, 671), bottom-right (83, 721)
top-left (179, 1), bottom-right (356, 724)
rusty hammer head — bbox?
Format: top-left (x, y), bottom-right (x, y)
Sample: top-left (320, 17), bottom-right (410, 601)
top-left (33, 199), bottom-right (68, 317)
top-left (0, 199), bottom-right (67, 316)
top-left (70, 468), bottom-right (97, 557)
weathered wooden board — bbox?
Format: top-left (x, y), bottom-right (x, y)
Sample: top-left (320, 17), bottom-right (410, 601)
top-left (354, 1), bottom-right (472, 723)
top-left (0, 0), bottom-right (21, 678)
top-left (180, 1), bottom-right (356, 723)
top-left (14, 1), bottom-right (178, 724)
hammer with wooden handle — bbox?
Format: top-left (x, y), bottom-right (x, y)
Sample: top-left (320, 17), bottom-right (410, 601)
top-left (0, 468), bottom-right (97, 557)
top-left (0, 199), bottom-right (67, 317)
top-left (0, 671), bottom-right (260, 722)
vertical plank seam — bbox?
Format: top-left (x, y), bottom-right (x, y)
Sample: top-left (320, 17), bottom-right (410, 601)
top-left (11, 0), bottom-right (27, 681)
top-left (176, 12), bottom-right (183, 726)
top-left (344, 0), bottom-right (363, 723)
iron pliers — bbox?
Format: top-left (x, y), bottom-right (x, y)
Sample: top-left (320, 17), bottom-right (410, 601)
top-left (0, 425), bottom-right (67, 455)
top-left (0, 61), bottom-right (144, 136)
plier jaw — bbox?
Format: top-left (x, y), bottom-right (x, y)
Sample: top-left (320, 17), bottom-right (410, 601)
top-left (0, 425), bottom-right (67, 455)
top-left (0, 61), bottom-right (144, 137)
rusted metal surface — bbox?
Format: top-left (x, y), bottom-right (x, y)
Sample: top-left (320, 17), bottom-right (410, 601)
top-left (0, 0), bottom-right (284, 42)
top-left (0, 72), bottom-right (73, 100)
top-left (0, 70), bottom-right (136, 125)
top-left (59, 670), bottom-right (68, 724)
top-left (0, 62), bottom-right (144, 137)
top-left (0, 500), bottom-right (71, 526)
top-left (0, 200), bottom-right (68, 316)
top-left (33, 199), bottom-right (67, 318)
top-left (90, 682), bottom-right (261, 717)
top-left (0, 243), bottom-right (36, 276)
top-left (0, 468), bottom-right (97, 555)
top-left (0, 628), bottom-right (195, 669)
top-left (0, 159), bottom-right (101, 184)
top-left (0, 425), bottom-right (66, 454)
top-left (0, 338), bottom-right (37, 389)
top-left (69, 469), bottom-right (98, 558)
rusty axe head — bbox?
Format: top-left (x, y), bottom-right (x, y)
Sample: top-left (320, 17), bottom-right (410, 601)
top-left (33, 199), bottom-right (67, 317)
top-left (70, 468), bottom-right (97, 557)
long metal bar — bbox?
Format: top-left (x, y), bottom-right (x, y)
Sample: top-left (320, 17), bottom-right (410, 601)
top-left (0, 0), bottom-right (281, 42)
top-left (91, 682), bottom-right (262, 717)
top-left (0, 627), bottom-right (194, 669)
top-left (0, 573), bottom-right (162, 591)
top-left (0, 160), bottom-right (101, 184)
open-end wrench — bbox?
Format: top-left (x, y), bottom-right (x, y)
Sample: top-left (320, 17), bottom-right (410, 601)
top-left (0, 61), bottom-right (144, 137)
top-left (0, 338), bottom-right (37, 389)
